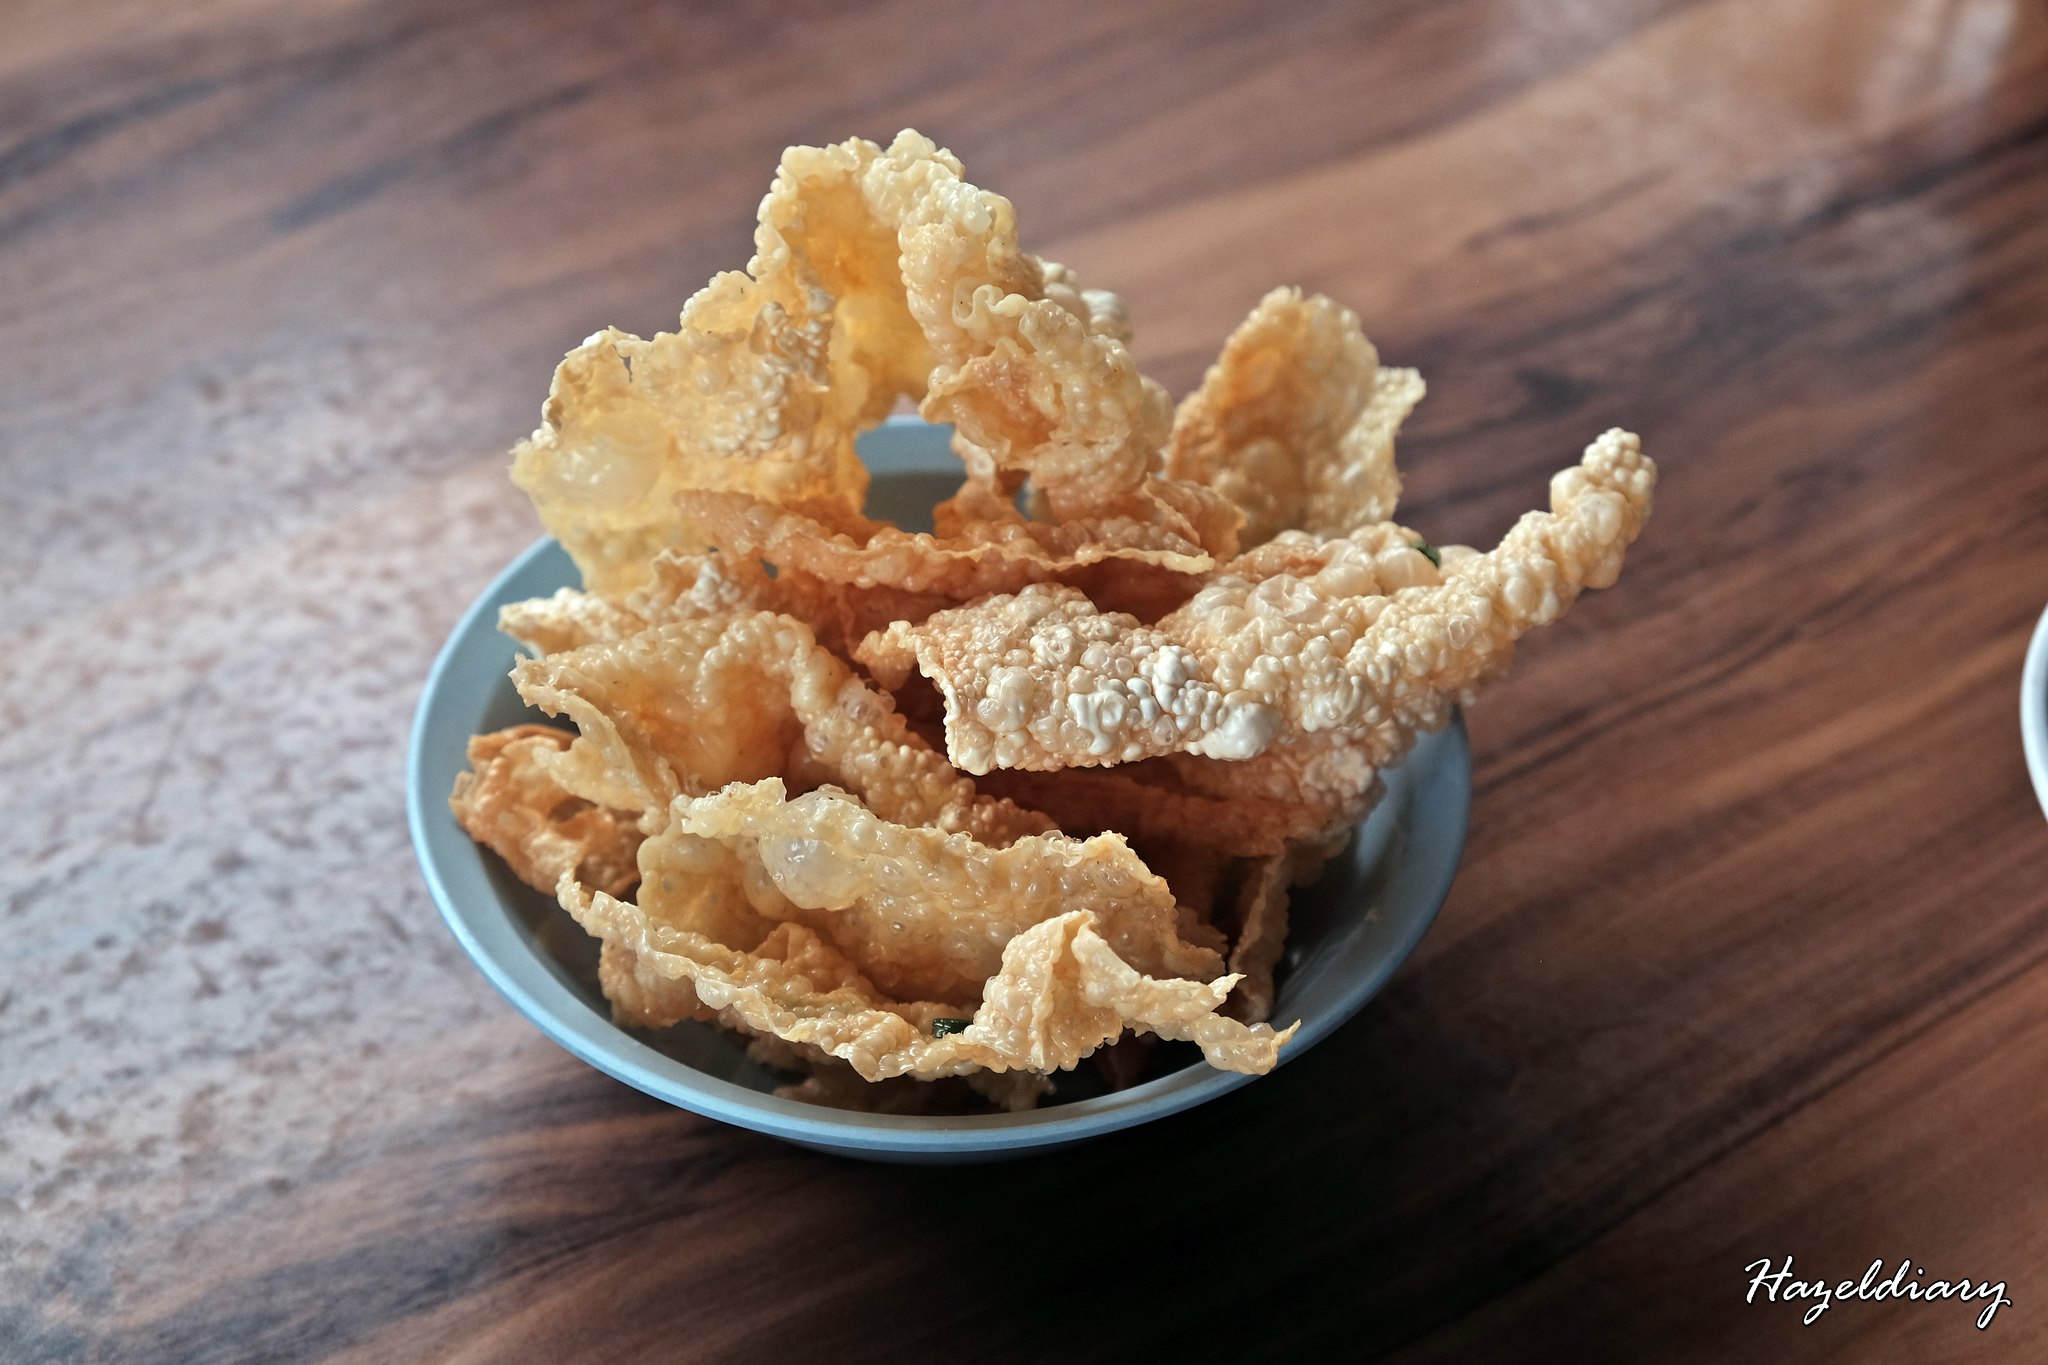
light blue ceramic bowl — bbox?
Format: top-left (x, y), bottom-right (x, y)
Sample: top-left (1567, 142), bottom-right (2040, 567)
top-left (408, 419), bottom-right (1470, 1161)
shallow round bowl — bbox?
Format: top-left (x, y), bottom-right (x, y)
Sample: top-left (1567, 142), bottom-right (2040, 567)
top-left (408, 419), bottom-right (1471, 1161)
top-left (2023, 605), bottom-right (2048, 820)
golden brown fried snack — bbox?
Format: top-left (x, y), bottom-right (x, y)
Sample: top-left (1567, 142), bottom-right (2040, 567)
top-left (1167, 287), bottom-right (1425, 546)
top-left (666, 778), bottom-right (1224, 1006)
top-left (560, 883), bottom-right (1295, 1080)
top-left (500, 548), bottom-right (951, 662)
top-left (449, 726), bottom-right (642, 899)
top-left (862, 430), bottom-right (1655, 773)
top-left (978, 762), bottom-right (1342, 858)
top-left (513, 130), bottom-right (1239, 602)
top-left (511, 612), bottom-right (1052, 846)
top-left (675, 487), bottom-right (1216, 603)
top-left (510, 303), bottom-right (870, 600)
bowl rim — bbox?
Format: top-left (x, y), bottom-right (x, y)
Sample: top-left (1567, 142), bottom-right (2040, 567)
top-left (2023, 606), bottom-right (2048, 821)
top-left (407, 430), bottom-right (1471, 1154)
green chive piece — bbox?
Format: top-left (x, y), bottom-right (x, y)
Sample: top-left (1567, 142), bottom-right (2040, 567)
top-left (932, 1017), bottom-right (972, 1037)
top-left (1412, 538), bottom-right (1441, 568)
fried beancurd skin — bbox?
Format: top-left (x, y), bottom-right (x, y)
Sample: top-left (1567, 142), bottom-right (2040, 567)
top-left (511, 612), bottom-right (1052, 845)
top-left (510, 298), bottom-right (871, 600)
top-left (1218, 840), bottom-right (1340, 1025)
top-left (516, 126), bottom-right (1244, 619)
top-left (448, 725), bottom-right (643, 899)
top-left (1167, 287), bottom-right (1425, 547)
top-left (861, 430), bottom-right (1655, 773)
top-left (665, 778), bottom-right (1223, 1006)
top-left (675, 487), bottom-right (1215, 604)
top-left (559, 880), bottom-right (1295, 1079)
top-left (977, 762), bottom-right (1346, 858)
top-left (498, 548), bottom-right (946, 661)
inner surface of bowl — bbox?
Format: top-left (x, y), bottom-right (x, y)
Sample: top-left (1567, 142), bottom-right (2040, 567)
top-left (409, 419), bottom-right (1471, 1158)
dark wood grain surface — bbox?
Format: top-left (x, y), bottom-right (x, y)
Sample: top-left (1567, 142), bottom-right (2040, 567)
top-left (6, 2), bottom-right (2047, 1361)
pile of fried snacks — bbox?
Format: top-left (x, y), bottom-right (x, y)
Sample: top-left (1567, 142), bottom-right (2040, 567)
top-left (452, 131), bottom-right (1656, 1112)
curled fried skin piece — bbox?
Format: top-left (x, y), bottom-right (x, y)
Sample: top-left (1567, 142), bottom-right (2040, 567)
top-left (1167, 288), bottom-right (1425, 546)
top-left (513, 130), bottom-right (1237, 599)
top-left (511, 301), bottom-right (870, 599)
top-left (561, 879), bottom-right (1295, 1079)
top-left (676, 487), bottom-right (1215, 603)
top-left (1218, 840), bottom-right (1340, 1024)
top-left (667, 778), bottom-right (1223, 1006)
top-left (512, 612), bottom-right (1052, 845)
top-left (862, 430), bottom-right (1655, 773)
top-left (498, 548), bottom-right (948, 662)
top-left (978, 760), bottom-right (1348, 858)
top-left (449, 726), bottom-right (642, 898)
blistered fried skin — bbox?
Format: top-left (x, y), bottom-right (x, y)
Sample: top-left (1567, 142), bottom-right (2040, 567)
top-left (599, 939), bottom-right (709, 1028)
top-left (979, 762), bottom-right (1344, 858)
top-left (862, 431), bottom-right (1655, 773)
top-left (498, 549), bottom-right (947, 661)
top-left (512, 612), bottom-right (1052, 845)
top-left (498, 589), bottom-right (650, 659)
top-left (561, 880), bottom-right (1295, 1079)
top-left (860, 132), bottom-right (1222, 543)
top-left (1167, 288), bottom-right (1425, 546)
top-left (666, 778), bottom-right (1223, 1006)
top-left (1161, 731), bottom-right (1393, 838)
top-left (448, 726), bottom-right (642, 899)
top-left (676, 487), bottom-right (1215, 603)
top-left (511, 299), bottom-right (871, 599)
top-left (513, 129), bottom-right (1237, 601)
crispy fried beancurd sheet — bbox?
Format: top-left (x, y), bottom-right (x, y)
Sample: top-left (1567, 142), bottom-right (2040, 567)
top-left (1219, 842), bottom-right (1337, 1025)
top-left (499, 549), bottom-right (949, 668)
top-left (560, 875), bottom-right (1295, 1079)
top-left (1167, 288), bottom-right (1425, 547)
top-left (448, 726), bottom-right (642, 899)
top-left (510, 304), bottom-right (870, 600)
top-left (665, 777), bottom-right (1223, 1006)
top-left (511, 613), bottom-right (1052, 846)
top-left (514, 129), bottom-right (1239, 602)
top-left (862, 431), bottom-right (1655, 773)
top-left (676, 488), bottom-right (1216, 604)
top-left (978, 761), bottom-right (1345, 858)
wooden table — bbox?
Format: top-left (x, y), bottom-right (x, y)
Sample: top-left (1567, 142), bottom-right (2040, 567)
top-left (7, 1), bottom-right (2046, 1360)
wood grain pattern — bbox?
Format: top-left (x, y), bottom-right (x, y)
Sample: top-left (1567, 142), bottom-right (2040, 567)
top-left (5, 1), bottom-right (2047, 1360)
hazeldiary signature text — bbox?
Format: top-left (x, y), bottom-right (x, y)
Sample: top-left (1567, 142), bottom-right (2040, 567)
top-left (1744, 1255), bottom-right (2011, 1330)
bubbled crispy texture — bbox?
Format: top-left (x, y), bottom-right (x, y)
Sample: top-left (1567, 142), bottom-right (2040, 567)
top-left (599, 940), bottom-right (710, 1029)
top-left (498, 548), bottom-right (790, 657)
top-left (978, 761), bottom-right (1342, 858)
top-left (667, 778), bottom-right (1222, 1006)
top-left (502, 549), bottom-right (950, 662)
top-left (857, 131), bottom-right (1241, 553)
top-left (510, 298), bottom-right (870, 599)
top-left (862, 431), bottom-right (1655, 773)
top-left (1167, 288), bottom-right (1425, 546)
top-left (447, 726), bottom-right (642, 899)
top-left (1162, 731), bottom-right (1392, 834)
top-left (513, 615), bottom-right (809, 818)
top-left (458, 132), bottom-right (1670, 1101)
top-left (562, 876), bottom-right (1292, 1080)
top-left (513, 613), bottom-right (1051, 846)
top-left (677, 487), bottom-right (1214, 602)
